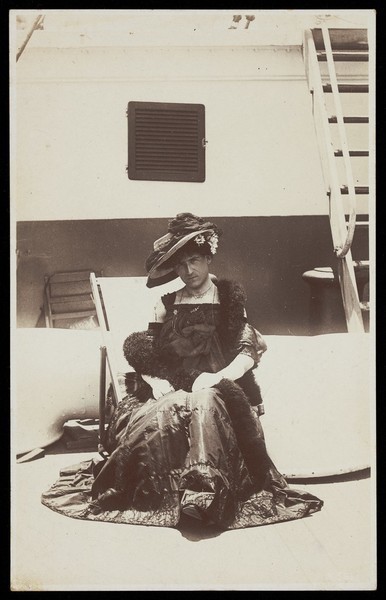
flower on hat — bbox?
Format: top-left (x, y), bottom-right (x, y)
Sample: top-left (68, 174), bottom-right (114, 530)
top-left (208, 233), bottom-right (219, 255)
top-left (194, 234), bottom-right (206, 246)
top-left (194, 232), bottom-right (219, 254)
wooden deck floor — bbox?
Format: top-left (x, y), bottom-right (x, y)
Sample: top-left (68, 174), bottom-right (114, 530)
top-left (11, 449), bottom-right (376, 591)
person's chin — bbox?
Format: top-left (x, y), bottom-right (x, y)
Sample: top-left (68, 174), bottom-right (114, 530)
top-left (185, 278), bottom-right (201, 290)
top-left (186, 276), bottom-right (198, 285)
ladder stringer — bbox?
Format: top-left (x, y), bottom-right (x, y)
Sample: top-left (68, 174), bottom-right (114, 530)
top-left (337, 253), bottom-right (365, 332)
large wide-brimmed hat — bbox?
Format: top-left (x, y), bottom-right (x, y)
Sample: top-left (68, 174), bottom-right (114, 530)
top-left (145, 213), bottom-right (221, 288)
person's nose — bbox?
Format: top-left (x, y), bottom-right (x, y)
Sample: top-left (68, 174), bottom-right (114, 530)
top-left (185, 262), bottom-right (194, 275)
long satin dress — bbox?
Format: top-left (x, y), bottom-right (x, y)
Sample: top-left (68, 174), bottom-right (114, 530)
top-left (41, 294), bottom-right (323, 529)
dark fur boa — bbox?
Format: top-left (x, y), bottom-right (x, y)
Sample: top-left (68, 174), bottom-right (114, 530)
top-left (214, 378), bottom-right (271, 488)
top-left (216, 279), bottom-right (265, 407)
top-left (122, 330), bottom-right (202, 393)
top-left (215, 279), bottom-right (247, 351)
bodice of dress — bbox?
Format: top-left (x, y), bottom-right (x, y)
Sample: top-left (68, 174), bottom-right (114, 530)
top-left (158, 302), bottom-right (227, 373)
top-left (155, 283), bottom-right (263, 374)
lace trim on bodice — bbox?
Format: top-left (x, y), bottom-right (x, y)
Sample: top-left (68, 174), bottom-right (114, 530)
top-left (174, 284), bottom-right (219, 305)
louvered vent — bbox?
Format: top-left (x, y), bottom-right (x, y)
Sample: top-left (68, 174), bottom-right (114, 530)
top-left (127, 101), bottom-right (206, 182)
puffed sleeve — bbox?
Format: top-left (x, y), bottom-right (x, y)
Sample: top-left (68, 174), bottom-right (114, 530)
top-left (235, 320), bottom-right (267, 368)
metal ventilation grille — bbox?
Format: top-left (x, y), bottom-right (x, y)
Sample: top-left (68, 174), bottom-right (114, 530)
top-left (127, 101), bottom-right (206, 182)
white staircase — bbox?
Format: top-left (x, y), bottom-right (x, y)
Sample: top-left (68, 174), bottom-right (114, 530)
top-left (303, 27), bottom-right (371, 332)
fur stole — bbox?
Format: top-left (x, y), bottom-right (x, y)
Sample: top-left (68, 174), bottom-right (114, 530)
top-left (215, 279), bottom-right (264, 407)
top-left (215, 278), bottom-right (247, 352)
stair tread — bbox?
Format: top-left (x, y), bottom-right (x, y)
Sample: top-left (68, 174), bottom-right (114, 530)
top-left (345, 221), bottom-right (369, 227)
top-left (334, 150), bottom-right (369, 157)
top-left (329, 116), bottom-right (369, 124)
top-left (340, 185), bottom-right (369, 194)
top-left (317, 51), bottom-right (369, 62)
top-left (323, 83), bottom-right (369, 93)
top-left (51, 312), bottom-right (96, 319)
top-left (353, 260), bottom-right (370, 267)
top-left (49, 293), bottom-right (93, 303)
top-left (312, 28), bottom-right (368, 51)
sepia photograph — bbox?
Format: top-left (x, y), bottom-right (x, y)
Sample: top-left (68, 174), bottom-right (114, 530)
top-left (10, 8), bottom-right (376, 591)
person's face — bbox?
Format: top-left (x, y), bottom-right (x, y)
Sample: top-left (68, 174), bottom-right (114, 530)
top-left (174, 252), bottom-right (211, 291)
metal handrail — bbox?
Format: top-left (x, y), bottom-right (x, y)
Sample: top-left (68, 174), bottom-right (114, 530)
top-left (305, 30), bottom-right (348, 255)
top-left (321, 26), bottom-right (358, 259)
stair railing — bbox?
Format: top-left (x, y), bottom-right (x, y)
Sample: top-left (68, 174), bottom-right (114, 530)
top-left (320, 25), bottom-right (358, 259)
top-left (303, 27), bottom-right (365, 332)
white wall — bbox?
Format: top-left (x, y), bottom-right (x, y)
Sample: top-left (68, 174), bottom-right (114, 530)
top-left (12, 9), bottom-right (374, 222)
top-left (14, 44), bottom-right (333, 221)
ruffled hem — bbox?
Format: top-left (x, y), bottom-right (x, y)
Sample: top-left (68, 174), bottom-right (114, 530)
top-left (41, 457), bottom-right (323, 529)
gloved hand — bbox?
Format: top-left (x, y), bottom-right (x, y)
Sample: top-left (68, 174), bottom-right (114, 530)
top-left (191, 371), bottom-right (222, 392)
top-left (141, 375), bottom-right (175, 400)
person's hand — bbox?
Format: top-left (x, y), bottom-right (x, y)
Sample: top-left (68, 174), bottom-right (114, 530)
top-left (141, 375), bottom-right (175, 400)
top-left (191, 372), bottom-right (221, 392)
